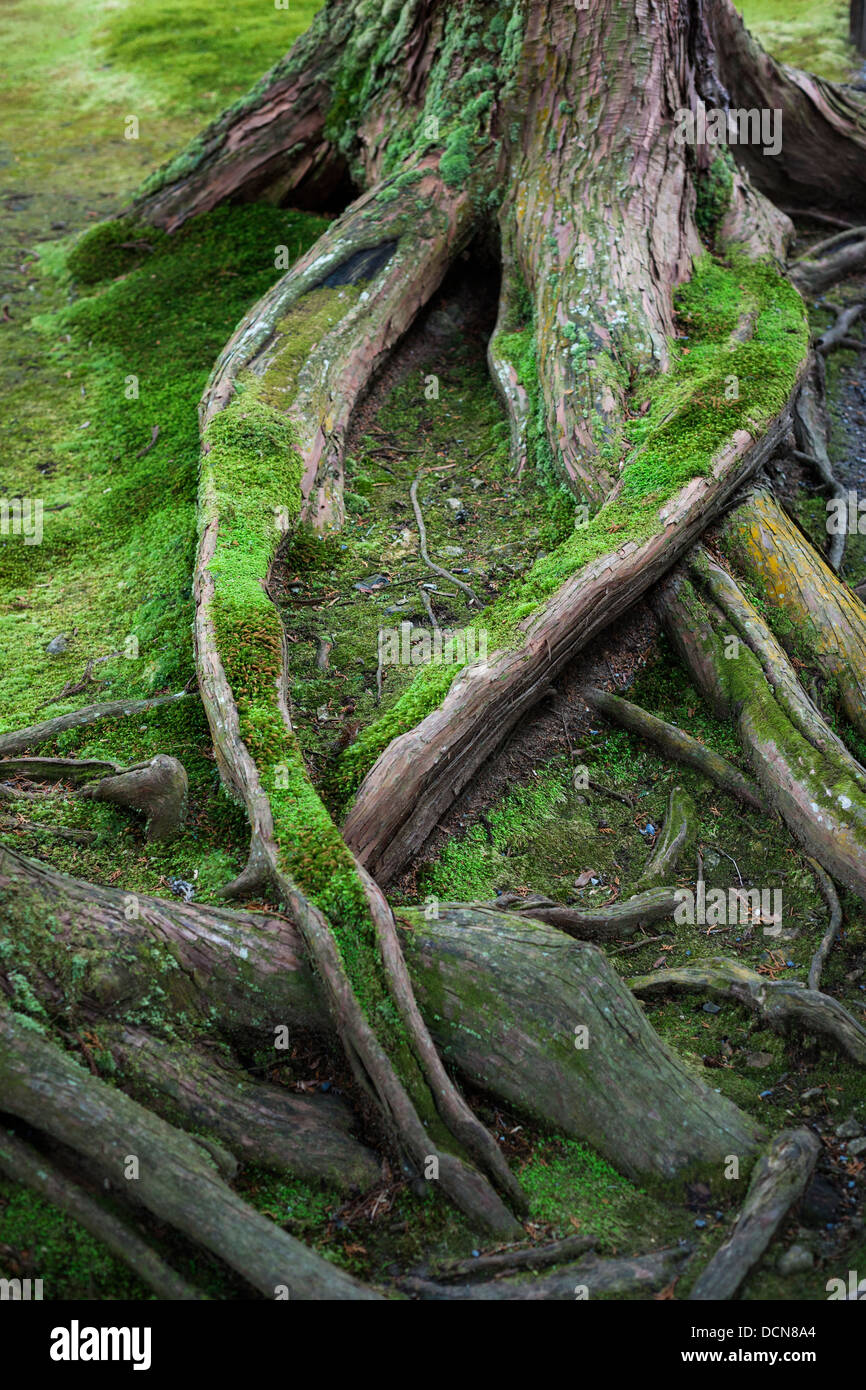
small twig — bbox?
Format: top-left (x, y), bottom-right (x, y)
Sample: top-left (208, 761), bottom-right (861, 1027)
top-left (410, 473), bottom-right (482, 606)
top-left (136, 425), bottom-right (160, 459)
top-left (587, 778), bottom-right (634, 807)
top-left (35, 659), bottom-right (106, 712)
top-left (702, 842), bottom-right (743, 886)
top-left (805, 856), bottom-right (842, 992)
top-left (611, 933), bottom-right (668, 955)
top-left (418, 585), bottom-right (440, 631)
top-left (375, 629), bottom-right (384, 705)
top-left (0, 818), bottom-right (96, 844)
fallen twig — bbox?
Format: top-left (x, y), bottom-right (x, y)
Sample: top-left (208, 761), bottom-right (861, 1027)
top-left (582, 687), bottom-right (765, 811)
top-left (805, 856), bottom-right (843, 993)
top-left (0, 692), bottom-right (188, 758)
top-left (410, 473), bottom-right (482, 607)
top-left (136, 425), bottom-right (160, 458)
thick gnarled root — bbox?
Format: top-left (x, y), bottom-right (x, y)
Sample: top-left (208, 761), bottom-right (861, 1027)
top-left (631, 957), bottom-right (866, 1066)
top-left (0, 1004), bottom-right (379, 1300)
top-left (688, 1129), bottom-right (820, 1301)
top-left (720, 489), bottom-right (866, 743)
top-left (657, 572), bottom-right (866, 900)
top-left (0, 846), bottom-right (763, 1189)
top-left (79, 755), bottom-right (188, 842)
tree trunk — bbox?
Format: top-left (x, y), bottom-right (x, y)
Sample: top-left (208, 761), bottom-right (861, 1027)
top-left (9, 0), bottom-right (866, 1295)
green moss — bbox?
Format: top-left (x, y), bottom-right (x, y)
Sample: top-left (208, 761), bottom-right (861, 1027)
top-left (738, 0), bottom-right (857, 83)
top-left (65, 217), bottom-right (168, 286)
top-left (102, 0), bottom-right (324, 115)
top-left (334, 253), bottom-right (809, 803)
top-left (0, 1180), bottom-right (150, 1300)
top-left (695, 149), bottom-right (735, 244)
top-left (258, 283), bottom-right (364, 407)
top-left (519, 1137), bottom-right (686, 1250)
top-left (200, 304), bottom-right (465, 1145)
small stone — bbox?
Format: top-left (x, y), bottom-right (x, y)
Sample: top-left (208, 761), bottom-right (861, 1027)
top-left (702, 1002), bottom-right (721, 1014)
top-left (777, 1244), bottom-right (814, 1277)
top-left (847, 1136), bottom-right (866, 1156)
top-left (446, 497), bottom-right (462, 510)
top-left (46, 634), bottom-right (68, 654)
top-left (835, 1117), bottom-right (863, 1141)
top-left (800, 1174), bottom-right (840, 1227)
top-left (800, 1087), bottom-right (823, 1102)
top-left (745, 1051), bottom-right (774, 1069)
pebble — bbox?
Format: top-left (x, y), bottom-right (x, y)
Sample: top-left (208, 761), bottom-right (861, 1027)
top-left (46, 634), bottom-right (68, 654)
top-left (745, 1051), bottom-right (774, 1069)
top-left (702, 1002), bottom-right (720, 1014)
top-left (835, 1117), bottom-right (863, 1141)
top-left (800, 1087), bottom-right (823, 1102)
top-left (777, 1244), bottom-right (814, 1277)
top-left (847, 1136), bottom-right (866, 1156)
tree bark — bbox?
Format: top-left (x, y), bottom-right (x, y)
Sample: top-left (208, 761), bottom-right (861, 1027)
top-left (688, 1129), bottom-right (820, 1301)
top-left (0, 1003), bottom-right (379, 1300)
top-left (0, 845), bottom-right (762, 1186)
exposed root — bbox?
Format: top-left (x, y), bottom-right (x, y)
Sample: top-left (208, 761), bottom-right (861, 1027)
top-left (469, 887), bottom-right (681, 940)
top-left (805, 857), bottom-right (843, 994)
top-left (130, 6), bottom-right (352, 232)
top-left (581, 687), bottom-right (765, 812)
top-left (637, 785), bottom-right (696, 890)
top-left (410, 474), bottom-right (481, 606)
top-left (78, 754), bottom-right (189, 842)
top-left (399, 1246), bottom-right (690, 1301)
top-left (793, 357), bottom-right (846, 570)
top-left (0, 1003), bottom-right (379, 1300)
top-left (689, 1129), bottom-right (820, 1301)
top-left (0, 1128), bottom-right (205, 1301)
top-left (0, 819), bottom-right (95, 845)
top-left (0, 846), bottom-right (763, 1184)
top-left (720, 488), bottom-right (866, 743)
top-left (0, 693), bottom-right (187, 758)
top-left (430, 1234), bottom-right (595, 1283)
top-left (658, 573), bottom-right (866, 899)
top-left (710, 0), bottom-right (866, 215)
top-left (358, 866), bottom-right (528, 1213)
top-left (791, 232), bottom-right (866, 295)
top-left (102, 1024), bottom-right (380, 1191)
top-left (816, 302), bottom-right (864, 354)
top-left (0, 756), bottom-right (123, 783)
top-left (630, 957), bottom-right (866, 1066)
top-left (688, 550), bottom-right (866, 784)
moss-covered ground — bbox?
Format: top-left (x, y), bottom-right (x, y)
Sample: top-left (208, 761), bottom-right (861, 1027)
top-left (739, 0), bottom-right (859, 83)
top-left (332, 252), bottom-right (808, 804)
top-left (1, 0), bottom-right (862, 1303)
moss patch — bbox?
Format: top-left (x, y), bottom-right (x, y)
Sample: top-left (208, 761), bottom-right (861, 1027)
top-left (333, 253), bottom-right (809, 803)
